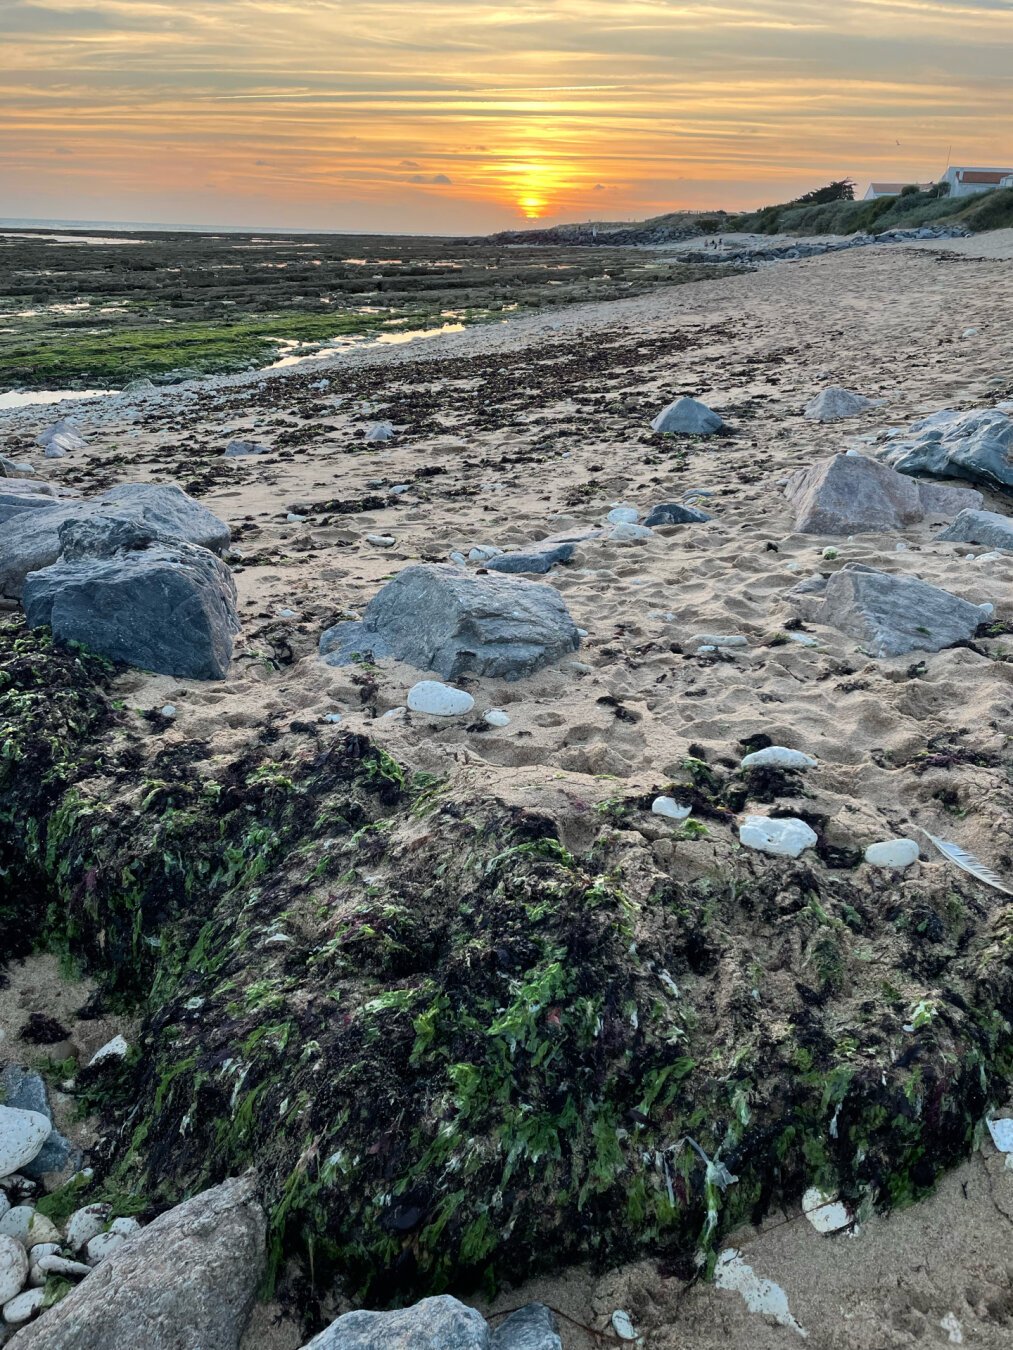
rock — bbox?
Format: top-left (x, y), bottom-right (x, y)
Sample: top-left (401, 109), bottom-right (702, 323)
top-left (36, 1254), bottom-right (91, 1279)
top-left (0, 1208), bottom-right (32, 1245)
top-left (107, 1218), bottom-right (140, 1239)
top-left (483, 709), bottom-right (510, 727)
top-left (652, 796), bottom-right (691, 821)
top-left (36, 420), bottom-right (86, 454)
top-left (364, 421), bottom-right (394, 444)
top-left (651, 396), bottom-right (723, 435)
top-left (741, 747), bottom-right (817, 770)
top-left (643, 502), bottom-right (713, 526)
top-left (23, 1216), bottom-right (59, 1249)
top-left (783, 454), bottom-right (981, 535)
top-left (406, 681), bottom-right (475, 717)
top-left (0, 458), bottom-right (34, 478)
top-left (802, 1188), bottom-right (852, 1234)
top-left (485, 543), bottom-right (574, 575)
top-left (0, 1110), bottom-right (50, 1181)
top-left (490, 1303), bottom-right (562, 1350)
top-left (0, 1070), bottom-right (71, 1181)
top-left (879, 408), bottom-right (1013, 490)
top-left (319, 565), bottom-right (581, 681)
top-left (606, 522), bottom-right (653, 542)
top-left (0, 484), bottom-right (231, 601)
top-left (692, 634), bottom-right (747, 648)
top-left (10, 1176), bottom-right (265, 1350)
top-left (0, 1236), bottom-right (27, 1305)
top-left (65, 1205), bottom-right (111, 1253)
top-left (2, 1286), bottom-right (43, 1325)
top-left (86, 1036), bottom-right (127, 1067)
top-left (865, 839), bottom-right (920, 868)
top-left (468, 546), bottom-right (503, 563)
top-left (786, 563), bottom-right (985, 657)
top-left (84, 1231), bottom-right (128, 1265)
top-left (610, 1310), bottom-right (639, 1342)
top-left (365, 534), bottom-right (396, 547)
top-left (23, 539), bottom-right (240, 680)
top-left (804, 387), bottom-right (874, 422)
top-left (606, 507), bottom-right (639, 524)
top-left (223, 440), bottom-right (270, 457)
top-left (739, 816), bottom-right (818, 858)
top-left (301, 1295), bottom-right (489, 1349)
top-left (935, 508), bottom-right (1013, 551)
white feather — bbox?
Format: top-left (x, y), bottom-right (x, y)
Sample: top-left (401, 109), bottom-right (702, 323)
top-left (918, 828), bottom-right (1013, 898)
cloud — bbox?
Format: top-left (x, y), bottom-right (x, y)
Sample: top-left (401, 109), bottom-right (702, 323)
top-left (399, 159), bottom-right (421, 167)
top-left (592, 182), bottom-right (607, 190)
top-left (407, 172), bottom-right (452, 184)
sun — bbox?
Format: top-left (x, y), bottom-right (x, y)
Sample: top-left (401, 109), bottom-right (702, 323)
top-left (518, 194), bottom-right (547, 218)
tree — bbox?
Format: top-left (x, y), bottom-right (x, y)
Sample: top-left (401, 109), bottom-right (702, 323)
top-left (794, 180), bottom-right (856, 205)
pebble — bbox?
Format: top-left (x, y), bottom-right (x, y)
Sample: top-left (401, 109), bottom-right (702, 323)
top-left (2, 1286), bottom-right (43, 1325)
top-left (741, 747), bottom-right (817, 770)
top-left (611, 1310), bottom-right (639, 1341)
top-left (65, 1204), bottom-right (111, 1252)
top-left (323, 712), bottom-right (343, 724)
top-left (652, 796), bottom-right (692, 821)
top-left (864, 838), bottom-right (920, 868)
top-left (467, 545), bottom-right (503, 562)
top-left (406, 681), bottom-right (475, 717)
top-left (285, 513), bottom-right (307, 523)
top-left (483, 709), bottom-right (510, 727)
top-left (160, 703), bottom-right (176, 719)
top-left (0, 1208), bottom-right (33, 1244)
top-left (606, 506), bottom-right (640, 524)
top-left (802, 1187), bottom-right (853, 1234)
top-left (739, 816), bottom-right (818, 858)
top-left (24, 1214), bottom-right (59, 1247)
top-left (26, 1244), bottom-right (58, 1265)
top-left (87, 1035), bottom-right (128, 1066)
top-left (449, 551), bottom-right (467, 565)
top-left (786, 632), bottom-right (820, 647)
top-left (108, 1217), bottom-right (141, 1239)
top-left (0, 1236), bottom-right (27, 1304)
top-left (364, 421), bottom-right (395, 443)
top-left (365, 534), bottom-right (395, 547)
top-left (607, 522), bottom-right (653, 542)
top-left (693, 634), bottom-right (748, 648)
top-left (85, 1232), bottom-right (128, 1265)
top-left (0, 1111), bottom-right (51, 1182)
top-left (37, 1253), bottom-right (92, 1278)
top-left (380, 707), bottom-right (407, 720)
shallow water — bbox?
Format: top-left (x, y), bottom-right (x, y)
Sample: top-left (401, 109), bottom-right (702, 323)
top-left (266, 321), bottom-right (466, 369)
top-left (0, 387), bottom-right (115, 411)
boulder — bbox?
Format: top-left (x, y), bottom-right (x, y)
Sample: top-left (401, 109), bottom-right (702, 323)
top-left (0, 1069), bottom-right (72, 1180)
top-left (36, 420), bottom-right (85, 455)
top-left (491, 1304), bottom-right (562, 1350)
top-left (643, 502), bottom-right (713, 526)
top-left (320, 565), bottom-right (581, 681)
top-left (786, 563), bottom-right (986, 657)
top-left (10, 1176), bottom-right (265, 1350)
top-left (935, 508), bottom-right (1013, 551)
top-left (879, 408), bottom-right (1013, 490)
top-left (803, 387), bottom-right (875, 422)
top-left (23, 539), bottom-right (240, 680)
top-left (0, 1107), bottom-right (50, 1181)
top-left (302, 1296), bottom-right (488, 1349)
top-left (485, 543), bottom-right (574, 575)
top-left (651, 397), bottom-right (723, 435)
top-left (0, 484), bottom-right (231, 600)
top-left (783, 455), bottom-right (981, 534)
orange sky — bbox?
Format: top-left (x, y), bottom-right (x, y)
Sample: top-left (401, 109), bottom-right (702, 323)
top-left (3, 0), bottom-right (1012, 232)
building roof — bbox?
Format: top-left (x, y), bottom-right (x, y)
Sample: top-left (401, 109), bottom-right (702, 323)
top-left (954, 168), bottom-right (1013, 184)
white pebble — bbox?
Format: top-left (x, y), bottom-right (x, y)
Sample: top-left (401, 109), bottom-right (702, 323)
top-left (0, 1109), bottom-right (51, 1183)
top-left (803, 1187), bottom-right (853, 1233)
top-left (406, 681), bottom-right (475, 717)
top-left (160, 703), bottom-right (176, 719)
top-left (606, 506), bottom-right (639, 524)
top-left (108, 1217), bottom-right (141, 1239)
top-left (607, 522), bottom-right (653, 542)
top-left (979, 602), bottom-right (994, 616)
top-left (864, 838), bottom-right (919, 868)
top-left (483, 709), bottom-right (510, 728)
top-left (449, 551), bottom-right (467, 565)
top-left (2, 1285), bottom-right (43, 1325)
top-left (741, 746), bottom-right (817, 770)
top-left (26, 1244), bottom-right (58, 1265)
top-left (611, 1309), bottom-right (639, 1341)
top-left (739, 816), bottom-right (818, 858)
top-left (467, 545), bottom-right (503, 562)
top-left (786, 632), bottom-right (819, 647)
top-left (365, 534), bottom-right (395, 547)
top-left (85, 1231), bottom-right (127, 1265)
top-left (37, 1253), bottom-right (91, 1277)
top-left (0, 1208), bottom-right (32, 1245)
top-left (693, 634), bottom-right (748, 648)
top-left (65, 1204), bottom-right (111, 1252)
top-left (652, 796), bottom-right (692, 821)
top-left (87, 1035), bottom-right (128, 1066)
top-left (0, 1235), bottom-right (27, 1304)
top-left (379, 706), bottom-right (407, 721)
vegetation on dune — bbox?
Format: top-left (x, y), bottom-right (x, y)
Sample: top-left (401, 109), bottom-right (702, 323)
top-left (729, 183), bottom-right (1013, 237)
top-left (4, 617), bottom-right (1013, 1329)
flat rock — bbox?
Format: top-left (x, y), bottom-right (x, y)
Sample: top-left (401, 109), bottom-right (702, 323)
top-left (364, 421), bottom-right (395, 443)
top-left (407, 681), bottom-right (475, 717)
top-left (643, 502), bottom-right (713, 526)
top-left (879, 408), bottom-right (1013, 490)
top-left (652, 796), bottom-right (691, 820)
top-left (741, 747), bottom-right (816, 770)
top-left (739, 816), bottom-right (818, 858)
top-left (0, 1109), bottom-right (51, 1182)
top-left (302, 1295), bottom-right (489, 1349)
top-left (606, 522), bottom-right (653, 542)
top-left (606, 507), bottom-right (639, 524)
top-left (786, 562), bottom-right (986, 657)
top-left (0, 484), bottom-right (231, 601)
top-left (935, 508), bottom-right (1013, 551)
top-left (490, 1303), bottom-right (562, 1350)
top-left (10, 1176), bottom-right (265, 1350)
top-left (319, 564), bottom-right (581, 681)
top-left (783, 454), bottom-right (981, 535)
top-left (865, 839), bottom-right (920, 868)
top-left (23, 539), bottom-right (240, 680)
top-left (223, 440), bottom-right (270, 457)
top-left (485, 543), bottom-right (574, 574)
top-left (651, 396), bottom-right (723, 435)
top-left (804, 387), bottom-right (875, 422)
top-left (36, 420), bottom-right (86, 454)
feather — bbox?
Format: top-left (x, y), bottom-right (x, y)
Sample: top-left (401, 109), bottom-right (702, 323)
top-left (918, 828), bottom-right (1013, 898)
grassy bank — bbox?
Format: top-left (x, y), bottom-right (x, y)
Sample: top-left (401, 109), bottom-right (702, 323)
top-left (729, 186), bottom-right (1013, 237)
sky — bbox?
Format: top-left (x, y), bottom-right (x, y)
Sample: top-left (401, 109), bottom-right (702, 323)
top-left (3, 0), bottom-right (1013, 234)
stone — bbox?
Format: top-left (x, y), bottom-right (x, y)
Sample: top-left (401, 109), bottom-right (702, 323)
top-left (0, 1110), bottom-right (50, 1182)
top-left (803, 387), bottom-right (874, 422)
top-left (606, 507), bottom-right (639, 524)
top-left (320, 565), bottom-right (581, 681)
top-left (3, 1286), bottom-right (43, 1325)
top-left (0, 1236), bottom-right (27, 1305)
top-left (739, 816), bottom-right (818, 858)
top-left (652, 796), bottom-right (692, 820)
top-left (610, 1310), bottom-right (639, 1341)
top-left (802, 1188), bottom-right (852, 1234)
top-left (36, 420), bottom-right (86, 454)
top-left (468, 546), bottom-right (503, 563)
top-left (485, 543), bottom-right (574, 575)
top-left (87, 1036), bottom-right (127, 1067)
top-left (365, 534), bottom-right (395, 547)
top-left (0, 1208), bottom-right (32, 1245)
top-left (692, 634), bottom-right (747, 648)
top-left (935, 508), bottom-right (1013, 551)
top-left (786, 563), bottom-right (985, 657)
top-left (643, 502), bottom-right (713, 526)
top-left (651, 396), bottom-right (723, 435)
top-left (36, 1254), bottom-right (91, 1278)
top-left (483, 709), bottom-right (510, 727)
top-left (23, 539), bottom-right (240, 680)
top-left (783, 454), bottom-right (981, 535)
top-left (301, 1295), bottom-right (489, 1349)
top-left (364, 421), bottom-right (394, 443)
top-left (85, 1231), bottom-right (128, 1265)
top-left (23, 1215), bottom-right (59, 1248)
top-left (0, 1070), bottom-right (71, 1181)
top-left (223, 440), bottom-right (270, 457)
top-left (879, 408), bottom-right (1013, 490)
top-left (741, 747), bottom-right (817, 770)
top-left (490, 1303), bottom-right (562, 1350)
top-left (65, 1205), bottom-right (112, 1253)
top-left (406, 681), bottom-right (475, 717)
top-left (0, 484), bottom-right (231, 601)
top-left (865, 838), bottom-right (920, 868)
top-left (10, 1176), bottom-right (265, 1350)
top-left (606, 522), bottom-right (653, 542)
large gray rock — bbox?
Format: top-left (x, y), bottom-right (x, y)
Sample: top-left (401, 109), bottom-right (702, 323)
top-left (935, 508), bottom-right (1013, 550)
top-left (804, 387), bottom-right (875, 422)
top-left (651, 397), bottom-right (723, 435)
top-left (490, 1304), bottom-right (562, 1350)
top-left (0, 484), bottom-right (230, 600)
top-left (0, 1068), bottom-right (72, 1180)
top-left (784, 454), bottom-right (982, 534)
top-left (10, 1176), bottom-right (265, 1350)
top-left (879, 408), bottom-right (1013, 490)
top-left (643, 502), bottom-right (713, 526)
top-left (320, 565), bottom-right (580, 681)
top-left (485, 543), bottom-right (574, 575)
top-left (302, 1296), bottom-right (489, 1349)
top-left (23, 539), bottom-right (239, 679)
top-left (786, 563), bottom-right (986, 657)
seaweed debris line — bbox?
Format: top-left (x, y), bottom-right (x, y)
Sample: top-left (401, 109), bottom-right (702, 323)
top-left (2, 234), bottom-right (1013, 1349)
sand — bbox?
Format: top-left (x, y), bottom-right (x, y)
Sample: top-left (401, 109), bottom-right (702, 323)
top-left (3, 237), bottom-right (1013, 1346)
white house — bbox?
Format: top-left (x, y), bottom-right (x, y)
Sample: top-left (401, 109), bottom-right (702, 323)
top-left (863, 181), bottom-right (934, 200)
top-left (940, 166), bottom-right (1013, 198)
